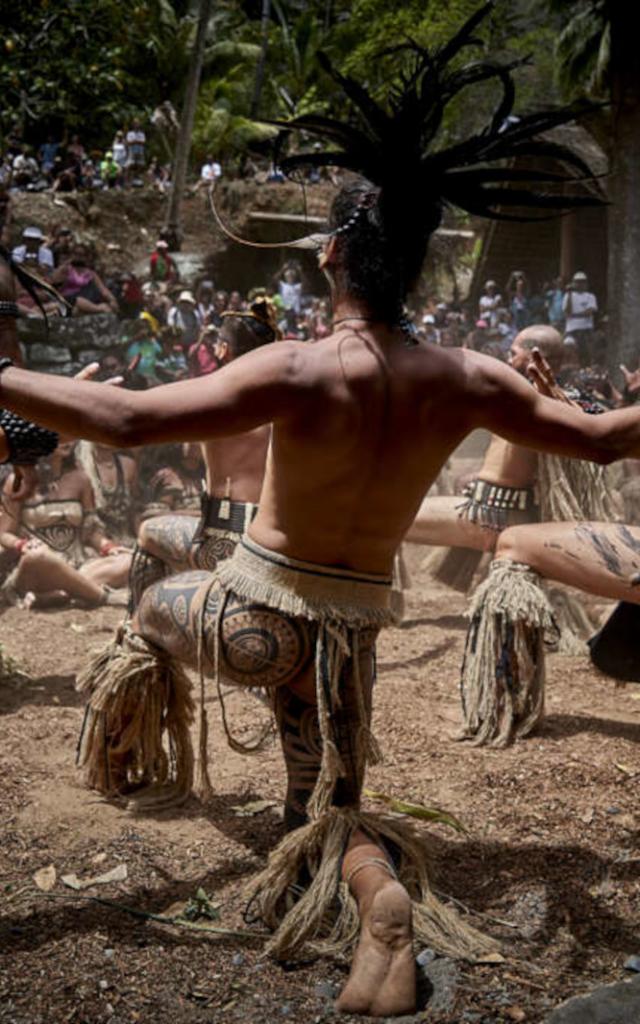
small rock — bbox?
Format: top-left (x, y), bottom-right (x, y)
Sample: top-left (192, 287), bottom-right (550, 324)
top-left (606, 806), bottom-right (621, 815)
top-left (314, 980), bottom-right (337, 1000)
top-left (624, 955), bottom-right (640, 973)
top-left (280, 1005), bottom-right (292, 1016)
top-left (416, 948), bottom-right (436, 967)
top-left (105, 1003), bottom-right (114, 1016)
top-left (98, 979), bottom-right (109, 991)
top-left (104, 948), bottom-right (115, 960)
top-left (232, 953), bottom-right (245, 967)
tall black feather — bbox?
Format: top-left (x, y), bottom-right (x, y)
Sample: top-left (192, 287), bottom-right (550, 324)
top-left (265, 2), bottom-right (604, 291)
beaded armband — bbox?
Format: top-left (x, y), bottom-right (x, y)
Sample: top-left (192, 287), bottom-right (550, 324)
top-left (0, 409), bottom-right (59, 465)
top-left (0, 301), bottom-right (19, 318)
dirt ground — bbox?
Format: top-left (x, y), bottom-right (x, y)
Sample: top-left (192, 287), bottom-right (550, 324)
top-left (1, 551), bottom-right (639, 1024)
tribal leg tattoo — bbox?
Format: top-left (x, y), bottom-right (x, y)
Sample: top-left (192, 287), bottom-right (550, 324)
top-left (128, 544), bottom-right (169, 613)
top-left (276, 687), bottom-right (322, 831)
top-left (128, 515), bottom-right (200, 613)
top-left (137, 572), bottom-right (315, 684)
top-left (332, 626), bottom-right (378, 808)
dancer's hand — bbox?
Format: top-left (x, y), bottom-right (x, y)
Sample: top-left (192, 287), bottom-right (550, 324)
top-left (75, 362), bottom-right (124, 387)
top-left (527, 348), bottom-right (572, 404)
top-left (620, 364), bottom-right (640, 403)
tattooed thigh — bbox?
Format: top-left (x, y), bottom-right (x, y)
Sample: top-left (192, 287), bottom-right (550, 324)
top-left (137, 570), bottom-right (214, 664)
top-left (137, 576), bottom-right (316, 688)
top-left (139, 515), bottom-right (199, 573)
top-left (190, 531), bottom-right (240, 572)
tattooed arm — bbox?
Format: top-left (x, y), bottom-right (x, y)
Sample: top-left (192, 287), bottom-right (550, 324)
top-left (0, 343), bottom-right (308, 447)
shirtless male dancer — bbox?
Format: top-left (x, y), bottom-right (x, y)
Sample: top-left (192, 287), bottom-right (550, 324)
top-left (405, 324), bottom-right (608, 583)
top-left (127, 298), bottom-right (275, 611)
top-left (0, 13), bottom-right (635, 1015)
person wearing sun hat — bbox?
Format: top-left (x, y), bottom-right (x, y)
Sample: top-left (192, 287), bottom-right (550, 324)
top-left (167, 289), bottom-right (201, 347)
top-left (563, 270), bottom-right (598, 366)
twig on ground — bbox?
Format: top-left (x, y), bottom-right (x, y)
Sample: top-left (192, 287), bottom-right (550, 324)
top-left (23, 890), bottom-right (266, 940)
top-left (433, 889), bottom-right (520, 931)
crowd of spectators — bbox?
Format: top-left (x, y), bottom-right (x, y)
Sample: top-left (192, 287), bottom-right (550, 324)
top-left (0, 121), bottom-right (174, 195)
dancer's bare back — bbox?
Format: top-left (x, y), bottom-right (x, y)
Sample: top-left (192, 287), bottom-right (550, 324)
top-left (202, 424), bottom-right (270, 504)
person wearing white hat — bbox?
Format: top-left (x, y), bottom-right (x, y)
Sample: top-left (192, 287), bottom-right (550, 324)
top-left (478, 278), bottom-right (502, 327)
top-left (149, 239), bottom-right (178, 285)
top-left (11, 226), bottom-right (54, 277)
top-left (563, 271), bottom-right (597, 365)
top-left (167, 289), bottom-right (201, 347)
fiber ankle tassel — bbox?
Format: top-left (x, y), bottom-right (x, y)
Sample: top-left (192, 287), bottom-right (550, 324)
top-left (459, 560), bottom-right (557, 747)
top-left (76, 624), bottom-right (195, 809)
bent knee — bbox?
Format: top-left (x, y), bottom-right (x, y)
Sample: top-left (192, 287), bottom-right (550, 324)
top-left (494, 525), bottom-right (533, 566)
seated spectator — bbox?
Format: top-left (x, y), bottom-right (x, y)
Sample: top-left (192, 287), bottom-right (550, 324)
top-left (146, 157), bottom-right (169, 193)
top-left (114, 271), bottom-right (144, 319)
top-left (138, 443), bottom-right (204, 519)
top-left (210, 289), bottom-right (229, 326)
top-left (156, 325), bottom-right (188, 382)
top-left (99, 151), bottom-right (120, 188)
top-left (228, 290), bottom-right (244, 312)
top-left (149, 239), bottom-right (178, 285)
top-left (12, 226), bottom-right (55, 277)
top-left (142, 281), bottom-right (170, 326)
top-left (52, 243), bottom-right (119, 316)
top-left (51, 155), bottom-right (78, 193)
top-left (195, 154), bottom-right (222, 191)
top-left (66, 134), bottom-right (86, 167)
top-left (38, 136), bottom-right (60, 178)
top-left (188, 323), bottom-right (221, 377)
top-left (11, 147), bottom-right (39, 189)
top-left (49, 226), bottom-right (74, 266)
top-left (125, 316), bottom-right (162, 380)
top-left (76, 440), bottom-right (139, 546)
top-left (195, 279), bottom-right (215, 322)
top-left (81, 157), bottom-right (102, 190)
top-left (478, 280), bottom-right (502, 327)
top-left (167, 290), bottom-right (201, 347)
top-left (278, 265), bottom-right (302, 314)
top-left (0, 440), bottom-right (130, 609)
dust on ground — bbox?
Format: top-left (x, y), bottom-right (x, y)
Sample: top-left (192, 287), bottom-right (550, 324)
top-left (1, 551), bottom-right (639, 1024)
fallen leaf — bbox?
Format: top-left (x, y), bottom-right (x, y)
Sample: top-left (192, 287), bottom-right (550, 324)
top-left (69, 623), bottom-right (85, 634)
top-left (62, 864), bottom-right (128, 891)
top-left (617, 813), bottom-right (635, 831)
top-left (475, 951), bottom-right (505, 964)
top-left (615, 762), bottom-right (635, 776)
top-left (506, 1008), bottom-right (526, 1022)
top-left (231, 800), bottom-right (277, 817)
top-left (580, 808), bottom-right (595, 825)
top-left (91, 852), bottom-right (108, 866)
top-left (33, 865), bottom-right (56, 892)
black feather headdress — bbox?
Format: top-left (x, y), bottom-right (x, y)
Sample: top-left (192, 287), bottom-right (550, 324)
top-left (267, 2), bottom-right (604, 276)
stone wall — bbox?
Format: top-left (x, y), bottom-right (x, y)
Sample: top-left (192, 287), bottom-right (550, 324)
top-left (17, 314), bottom-right (123, 376)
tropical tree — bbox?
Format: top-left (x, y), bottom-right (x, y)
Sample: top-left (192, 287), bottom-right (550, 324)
top-left (548, 0), bottom-right (640, 371)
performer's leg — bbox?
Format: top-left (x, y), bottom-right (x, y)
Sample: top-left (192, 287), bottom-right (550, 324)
top-left (335, 627), bottom-right (415, 1016)
top-left (14, 547), bottom-right (107, 606)
top-left (128, 514), bottom-right (199, 611)
top-left (137, 579), bottom-right (415, 1014)
top-left (405, 494), bottom-right (497, 551)
top-left (496, 521), bottom-right (640, 602)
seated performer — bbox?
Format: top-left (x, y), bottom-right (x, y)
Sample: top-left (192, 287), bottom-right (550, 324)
top-left (1, 10), bottom-right (638, 1014)
top-left (0, 439), bottom-right (130, 608)
top-left (128, 299), bottom-right (276, 610)
top-left (405, 324), bottom-right (612, 591)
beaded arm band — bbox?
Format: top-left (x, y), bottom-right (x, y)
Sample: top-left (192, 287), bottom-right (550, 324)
top-left (0, 301), bottom-right (19, 318)
top-left (0, 358), bottom-right (59, 464)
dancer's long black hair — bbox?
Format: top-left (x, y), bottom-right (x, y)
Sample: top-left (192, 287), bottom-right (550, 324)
top-left (268, 3), bottom-right (604, 321)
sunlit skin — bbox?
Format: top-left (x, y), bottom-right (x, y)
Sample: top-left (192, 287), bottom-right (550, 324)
top-left (405, 326), bottom-right (564, 552)
top-left (5, 240), bottom-right (640, 1014)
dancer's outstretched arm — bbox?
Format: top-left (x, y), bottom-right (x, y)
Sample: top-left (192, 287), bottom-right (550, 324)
top-left (0, 343), bottom-right (306, 446)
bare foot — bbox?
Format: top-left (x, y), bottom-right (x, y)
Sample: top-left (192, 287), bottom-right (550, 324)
top-left (336, 868), bottom-right (416, 1017)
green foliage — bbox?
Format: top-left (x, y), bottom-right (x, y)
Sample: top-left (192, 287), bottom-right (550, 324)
top-left (546, 0), bottom-right (609, 99)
